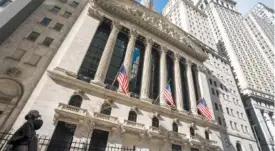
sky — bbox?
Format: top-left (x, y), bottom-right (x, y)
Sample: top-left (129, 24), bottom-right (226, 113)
top-left (136, 0), bottom-right (274, 14)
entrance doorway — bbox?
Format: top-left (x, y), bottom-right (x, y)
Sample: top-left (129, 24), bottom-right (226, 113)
top-left (88, 129), bottom-right (109, 151)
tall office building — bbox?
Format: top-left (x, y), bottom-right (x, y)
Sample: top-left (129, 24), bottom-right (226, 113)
top-left (7, 0), bottom-right (258, 151)
top-left (0, 0), bottom-right (88, 132)
top-left (0, 0), bottom-right (45, 45)
top-left (244, 3), bottom-right (275, 68)
top-left (193, 0), bottom-right (274, 151)
top-left (163, 0), bottom-right (259, 151)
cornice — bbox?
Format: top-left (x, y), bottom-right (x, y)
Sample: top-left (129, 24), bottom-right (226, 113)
top-left (241, 88), bottom-right (274, 101)
top-left (89, 0), bottom-right (208, 62)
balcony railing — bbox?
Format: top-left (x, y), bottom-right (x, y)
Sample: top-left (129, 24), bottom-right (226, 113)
top-left (149, 126), bottom-right (160, 133)
top-left (55, 103), bottom-right (87, 116)
top-left (93, 112), bottom-right (118, 125)
top-left (54, 103), bottom-right (88, 124)
top-left (124, 120), bottom-right (145, 130)
top-left (168, 131), bottom-right (186, 140)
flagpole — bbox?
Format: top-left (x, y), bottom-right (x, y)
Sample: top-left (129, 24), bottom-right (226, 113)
top-left (152, 79), bottom-right (171, 105)
top-left (110, 62), bottom-right (124, 89)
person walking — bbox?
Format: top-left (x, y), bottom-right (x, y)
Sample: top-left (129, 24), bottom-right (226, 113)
top-left (7, 110), bottom-right (43, 151)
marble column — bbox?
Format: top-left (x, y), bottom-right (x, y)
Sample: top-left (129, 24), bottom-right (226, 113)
top-left (123, 29), bottom-right (137, 76)
top-left (196, 65), bottom-right (215, 120)
top-left (92, 21), bottom-right (121, 86)
top-left (159, 46), bottom-right (168, 106)
top-left (263, 111), bottom-right (275, 139)
top-left (140, 38), bottom-right (153, 101)
top-left (174, 53), bottom-right (184, 111)
top-left (185, 59), bottom-right (197, 115)
top-left (118, 29), bottom-right (137, 92)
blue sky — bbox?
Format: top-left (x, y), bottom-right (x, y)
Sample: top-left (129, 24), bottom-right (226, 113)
top-left (136, 0), bottom-right (274, 14)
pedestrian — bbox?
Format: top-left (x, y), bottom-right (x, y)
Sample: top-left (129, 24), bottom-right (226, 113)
top-left (7, 110), bottom-right (43, 151)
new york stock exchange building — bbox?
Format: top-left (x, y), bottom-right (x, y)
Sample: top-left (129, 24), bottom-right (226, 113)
top-left (7, 0), bottom-right (259, 151)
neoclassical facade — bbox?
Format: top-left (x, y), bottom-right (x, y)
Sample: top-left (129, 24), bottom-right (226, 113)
top-left (11, 0), bottom-right (258, 151)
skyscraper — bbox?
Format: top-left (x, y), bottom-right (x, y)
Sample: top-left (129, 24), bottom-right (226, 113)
top-left (192, 0), bottom-right (274, 151)
top-left (163, 0), bottom-right (260, 151)
top-left (244, 3), bottom-right (274, 68)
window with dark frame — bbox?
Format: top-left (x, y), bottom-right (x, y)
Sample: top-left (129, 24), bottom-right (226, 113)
top-left (172, 122), bottom-right (178, 132)
top-left (53, 23), bottom-right (63, 31)
top-left (205, 131), bottom-right (209, 140)
top-left (70, 1), bottom-right (79, 8)
top-left (42, 37), bottom-right (54, 47)
top-left (152, 117), bottom-right (159, 128)
top-left (27, 31), bottom-right (40, 41)
top-left (149, 48), bottom-right (160, 100)
top-left (51, 6), bottom-right (61, 14)
top-left (190, 127), bottom-right (195, 136)
top-left (128, 111), bottom-right (137, 122)
top-left (77, 21), bottom-right (111, 83)
top-left (100, 103), bottom-right (112, 115)
top-left (214, 103), bottom-right (219, 111)
top-left (218, 117), bottom-right (222, 125)
top-left (59, 0), bottom-right (67, 3)
top-left (40, 17), bottom-right (51, 26)
top-left (62, 11), bottom-right (72, 18)
top-left (172, 144), bottom-right (182, 151)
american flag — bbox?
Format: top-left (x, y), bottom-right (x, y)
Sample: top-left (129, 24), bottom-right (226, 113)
top-left (117, 65), bottom-right (129, 94)
top-left (163, 84), bottom-right (176, 107)
top-left (197, 98), bottom-right (212, 121)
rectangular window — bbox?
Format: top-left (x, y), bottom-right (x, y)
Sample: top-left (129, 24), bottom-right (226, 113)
top-left (216, 90), bottom-right (219, 97)
top-left (26, 54), bottom-right (41, 66)
top-left (230, 121), bottom-right (234, 129)
top-left (51, 6), bottom-right (61, 14)
top-left (214, 81), bottom-right (217, 86)
top-left (209, 78), bottom-right (213, 85)
top-left (226, 107), bottom-right (230, 115)
top-left (245, 126), bottom-right (248, 133)
top-left (214, 103), bottom-right (219, 111)
top-left (8, 49), bottom-right (26, 61)
top-left (40, 17), bottom-right (51, 26)
top-left (235, 123), bottom-right (238, 131)
top-left (53, 23), bottom-right (63, 31)
top-left (42, 37), bottom-right (54, 47)
top-left (172, 144), bottom-right (182, 151)
top-left (62, 11), bottom-right (72, 18)
top-left (223, 118), bottom-right (226, 127)
top-left (70, 1), bottom-right (79, 8)
top-left (211, 88), bottom-right (215, 95)
top-left (27, 31), bottom-right (40, 41)
top-left (218, 117), bottom-right (222, 125)
top-left (241, 125), bottom-right (244, 132)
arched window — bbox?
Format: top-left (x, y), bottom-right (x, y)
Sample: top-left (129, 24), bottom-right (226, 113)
top-left (152, 117), bottom-right (159, 127)
top-left (205, 131), bottom-right (209, 140)
top-left (172, 122), bottom-right (178, 132)
top-left (128, 111), bottom-right (137, 122)
top-left (236, 142), bottom-right (242, 151)
top-left (100, 103), bottom-right (112, 115)
top-left (68, 95), bottom-right (82, 107)
top-left (190, 127), bottom-right (195, 136)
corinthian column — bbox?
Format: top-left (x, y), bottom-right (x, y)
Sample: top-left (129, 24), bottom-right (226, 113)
top-left (263, 111), bottom-right (275, 139)
top-left (185, 59), bottom-right (197, 115)
top-left (140, 38), bottom-right (153, 101)
top-left (159, 46), bottom-right (168, 106)
top-left (118, 29), bottom-right (137, 92)
top-left (174, 53), bottom-right (183, 111)
top-left (92, 21), bottom-right (121, 86)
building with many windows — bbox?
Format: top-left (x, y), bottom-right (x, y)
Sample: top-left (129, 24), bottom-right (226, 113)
top-left (0, 0), bottom-right (88, 132)
top-left (163, 0), bottom-right (260, 151)
top-left (190, 0), bottom-right (274, 151)
top-left (244, 3), bottom-right (274, 68)
top-left (8, 0), bottom-right (260, 151)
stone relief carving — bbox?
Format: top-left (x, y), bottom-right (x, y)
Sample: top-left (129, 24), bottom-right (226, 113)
top-left (6, 67), bottom-right (21, 77)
